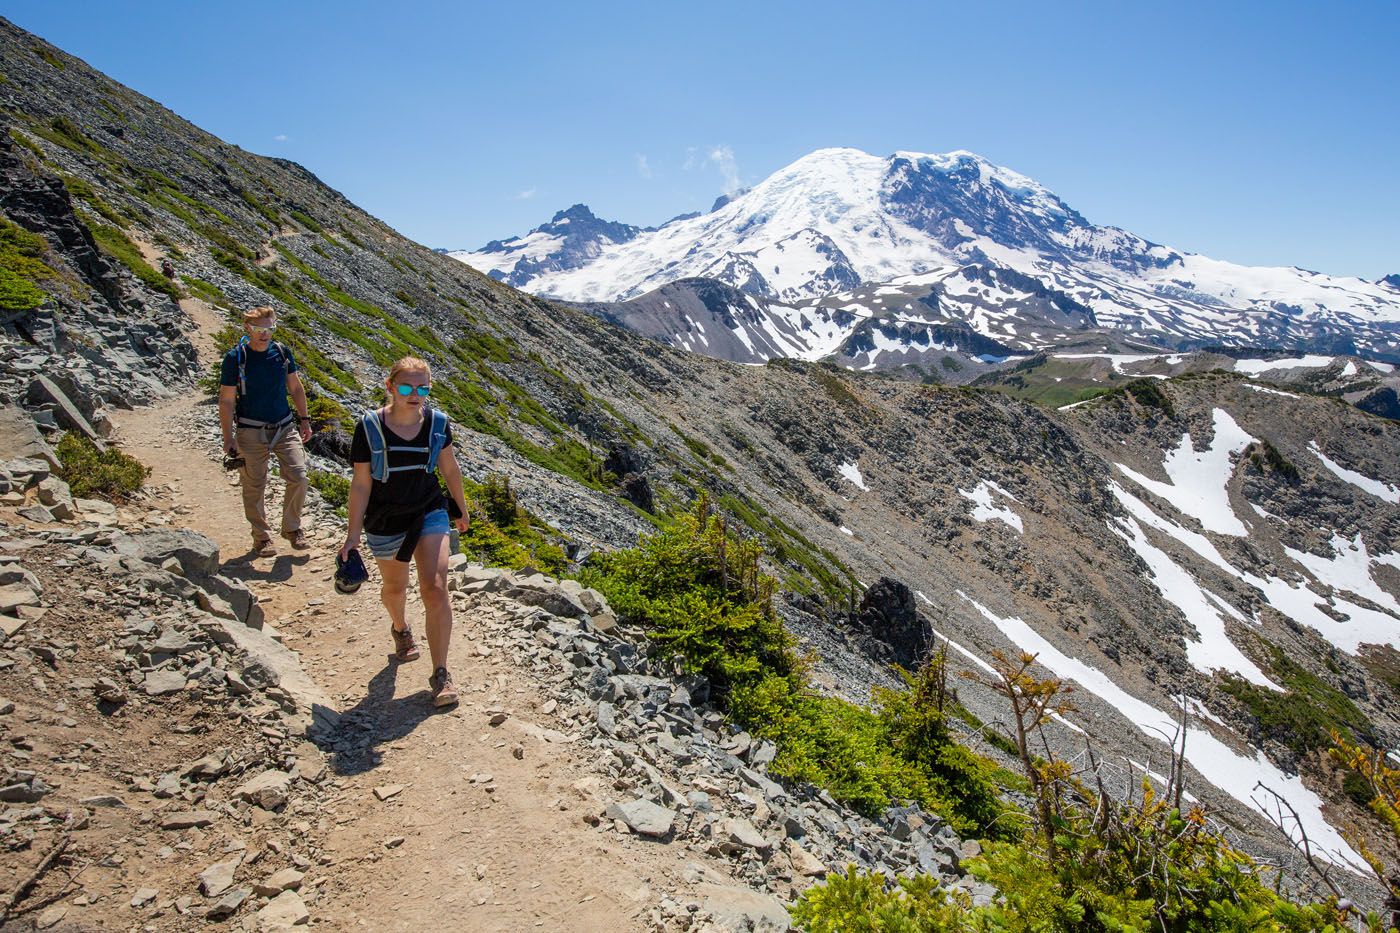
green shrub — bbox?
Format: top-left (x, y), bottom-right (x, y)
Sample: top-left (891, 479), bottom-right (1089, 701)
top-left (1248, 439), bottom-right (1301, 482)
top-left (182, 275), bottom-right (228, 306)
top-left (1123, 377), bottom-right (1175, 416)
top-left (33, 45), bottom-right (65, 70)
top-left (308, 470), bottom-right (349, 512)
top-left (794, 655), bottom-right (1367, 933)
top-left (32, 115), bottom-right (101, 156)
top-left (0, 216), bottom-right (53, 312)
top-left (1222, 643), bottom-right (1373, 758)
top-left (458, 474), bottom-right (567, 574)
top-left (55, 433), bottom-right (149, 501)
top-left (88, 223), bottom-right (182, 300)
top-left (876, 651), bottom-right (1011, 836)
top-left (307, 394), bottom-right (354, 433)
top-left (791, 868), bottom-right (964, 931)
top-left (581, 497), bottom-right (1011, 833)
top-left (8, 127), bottom-right (44, 159)
top-left (289, 210), bottom-right (323, 233)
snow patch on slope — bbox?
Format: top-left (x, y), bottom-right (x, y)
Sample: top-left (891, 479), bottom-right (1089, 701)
top-left (1114, 409), bottom-right (1253, 536)
top-left (1309, 443), bottom-right (1400, 503)
top-left (958, 480), bottom-right (1023, 533)
top-left (958, 593), bottom-right (1364, 871)
top-left (838, 461), bottom-right (868, 491)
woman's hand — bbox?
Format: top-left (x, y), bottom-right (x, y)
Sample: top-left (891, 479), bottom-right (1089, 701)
top-left (453, 516), bottom-right (470, 535)
top-left (338, 536), bottom-right (357, 562)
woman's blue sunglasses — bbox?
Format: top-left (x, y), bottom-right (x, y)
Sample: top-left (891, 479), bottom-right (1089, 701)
top-left (395, 384), bottom-right (431, 397)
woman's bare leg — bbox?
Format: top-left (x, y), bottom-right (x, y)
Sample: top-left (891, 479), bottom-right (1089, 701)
top-left (413, 533), bottom-right (452, 671)
top-left (376, 557), bottom-right (411, 633)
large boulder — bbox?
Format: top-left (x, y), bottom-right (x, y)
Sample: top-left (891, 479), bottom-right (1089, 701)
top-left (853, 576), bottom-right (930, 669)
top-left (0, 407), bottom-right (59, 469)
top-left (27, 375), bottom-right (104, 446)
top-left (112, 529), bottom-right (220, 579)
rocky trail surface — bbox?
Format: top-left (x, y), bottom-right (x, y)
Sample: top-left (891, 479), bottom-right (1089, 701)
top-left (0, 303), bottom-right (984, 930)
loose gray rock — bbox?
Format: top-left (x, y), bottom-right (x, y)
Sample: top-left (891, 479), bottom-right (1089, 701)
top-left (605, 798), bottom-right (675, 837)
top-left (256, 889), bottom-right (310, 929)
top-left (235, 770), bottom-right (292, 810)
top-left (206, 887), bottom-right (251, 920)
top-left (200, 857), bottom-right (241, 897)
top-left (160, 810), bottom-right (216, 830)
top-left (143, 669), bottom-right (187, 696)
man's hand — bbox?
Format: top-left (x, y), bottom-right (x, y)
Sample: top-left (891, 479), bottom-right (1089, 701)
top-left (298, 420), bottom-right (313, 443)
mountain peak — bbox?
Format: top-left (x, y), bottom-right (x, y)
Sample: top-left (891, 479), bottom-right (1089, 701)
top-left (550, 203), bottom-right (598, 224)
top-left (451, 146), bottom-right (1400, 359)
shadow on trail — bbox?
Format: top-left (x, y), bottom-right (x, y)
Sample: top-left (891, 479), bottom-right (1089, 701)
top-left (220, 551), bottom-right (309, 583)
top-left (315, 657), bottom-right (444, 777)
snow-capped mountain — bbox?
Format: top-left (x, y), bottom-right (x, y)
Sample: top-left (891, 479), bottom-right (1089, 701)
top-left (462, 203), bottom-right (643, 289)
top-left (452, 148), bottom-right (1400, 363)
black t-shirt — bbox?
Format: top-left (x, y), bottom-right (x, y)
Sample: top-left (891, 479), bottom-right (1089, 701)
top-left (350, 411), bottom-right (453, 535)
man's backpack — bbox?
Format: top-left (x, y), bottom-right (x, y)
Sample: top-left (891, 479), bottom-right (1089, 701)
top-left (361, 408), bottom-right (450, 482)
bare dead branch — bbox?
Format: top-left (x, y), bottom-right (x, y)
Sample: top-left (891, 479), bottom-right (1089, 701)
top-left (0, 812), bottom-right (75, 927)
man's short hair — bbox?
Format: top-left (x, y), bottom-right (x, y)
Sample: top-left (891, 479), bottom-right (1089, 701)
top-left (243, 306), bottom-right (276, 325)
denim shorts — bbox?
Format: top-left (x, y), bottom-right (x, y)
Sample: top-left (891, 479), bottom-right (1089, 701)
top-left (365, 509), bottom-right (450, 560)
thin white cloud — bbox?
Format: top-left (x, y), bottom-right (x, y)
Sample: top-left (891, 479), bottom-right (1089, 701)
top-left (682, 145), bottom-right (741, 194)
top-left (635, 153), bottom-right (652, 179)
top-left (515, 188), bottom-right (537, 200)
top-left (273, 134), bottom-right (288, 142)
top-left (706, 145), bottom-right (740, 195)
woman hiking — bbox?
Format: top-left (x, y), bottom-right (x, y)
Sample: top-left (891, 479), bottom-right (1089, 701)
top-left (339, 356), bottom-right (470, 707)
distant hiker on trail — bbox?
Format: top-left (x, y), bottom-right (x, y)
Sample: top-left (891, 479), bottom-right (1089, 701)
top-left (161, 258), bottom-right (176, 279)
top-left (218, 306), bottom-right (313, 557)
top-left (339, 356), bottom-right (470, 708)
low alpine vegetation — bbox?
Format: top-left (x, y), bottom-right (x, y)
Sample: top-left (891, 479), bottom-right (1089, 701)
top-left (793, 651), bottom-right (1375, 931)
top-left (55, 433), bottom-right (149, 501)
top-left (581, 496), bottom-right (1011, 836)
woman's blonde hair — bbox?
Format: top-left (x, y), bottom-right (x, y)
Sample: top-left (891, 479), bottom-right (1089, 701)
top-left (387, 356), bottom-right (431, 384)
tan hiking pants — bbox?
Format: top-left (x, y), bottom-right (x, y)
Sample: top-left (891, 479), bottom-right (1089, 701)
top-left (236, 422), bottom-right (308, 542)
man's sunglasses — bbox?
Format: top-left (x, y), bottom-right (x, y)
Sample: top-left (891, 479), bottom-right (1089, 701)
top-left (247, 325), bottom-right (275, 337)
top-left (395, 384), bottom-right (431, 397)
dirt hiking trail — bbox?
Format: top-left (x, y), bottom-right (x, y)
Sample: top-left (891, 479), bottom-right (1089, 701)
top-left (111, 298), bottom-right (742, 931)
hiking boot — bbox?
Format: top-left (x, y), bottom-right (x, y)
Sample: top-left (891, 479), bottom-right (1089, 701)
top-left (391, 625), bottom-right (421, 662)
top-left (284, 529), bottom-right (310, 550)
top-left (253, 538), bottom-right (276, 558)
top-left (429, 667), bottom-right (459, 708)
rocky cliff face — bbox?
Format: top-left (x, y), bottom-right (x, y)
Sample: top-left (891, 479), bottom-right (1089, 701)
top-left (3, 16), bottom-right (1400, 886)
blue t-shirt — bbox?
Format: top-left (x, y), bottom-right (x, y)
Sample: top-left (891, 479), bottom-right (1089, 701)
top-left (219, 341), bottom-right (299, 423)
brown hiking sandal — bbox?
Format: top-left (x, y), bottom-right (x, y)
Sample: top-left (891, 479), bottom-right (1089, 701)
top-left (284, 529), bottom-right (310, 550)
top-left (429, 667), bottom-right (459, 708)
top-left (391, 625), bottom-right (421, 662)
top-left (253, 538), bottom-right (276, 558)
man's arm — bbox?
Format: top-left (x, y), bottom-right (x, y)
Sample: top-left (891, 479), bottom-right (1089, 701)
top-left (286, 372), bottom-right (312, 442)
top-left (218, 385), bottom-right (238, 454)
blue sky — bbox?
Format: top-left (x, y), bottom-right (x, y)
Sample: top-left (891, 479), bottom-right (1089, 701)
top-left (7, 1), bottom-right (1398, 278)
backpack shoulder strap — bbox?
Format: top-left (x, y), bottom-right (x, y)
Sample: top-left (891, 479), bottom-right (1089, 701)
top-left (362, 408), bottom-right (388, 482)
top-left (234, 336), bottom-right (251, 399)
top-left (424, 408), bottom-right (450, 472)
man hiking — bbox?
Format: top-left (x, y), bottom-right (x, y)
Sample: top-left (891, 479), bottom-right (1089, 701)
top-left (218, 306), bottom-right (313, 557)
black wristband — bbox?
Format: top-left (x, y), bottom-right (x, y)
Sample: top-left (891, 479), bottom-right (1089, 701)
top-left (298, 416), bottom-right (311, 423)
